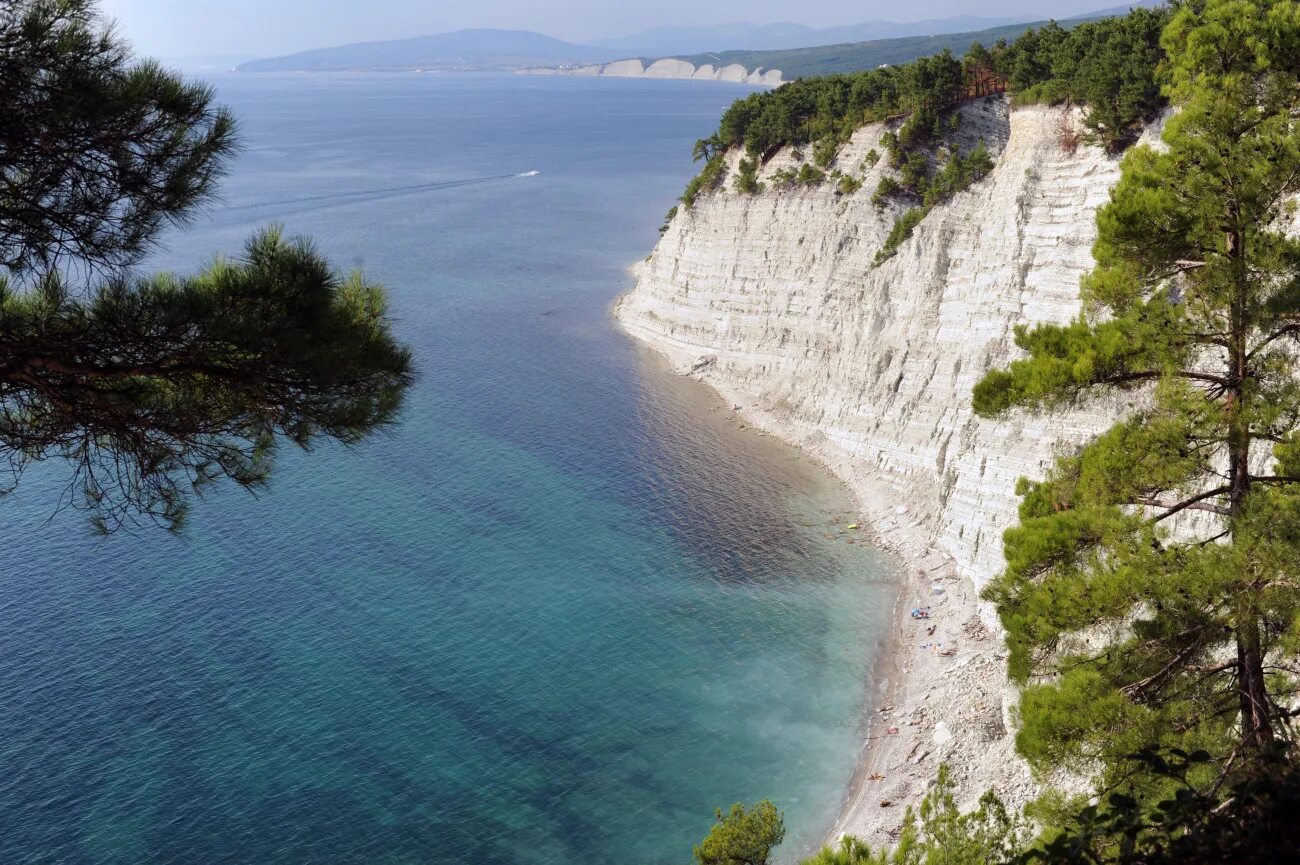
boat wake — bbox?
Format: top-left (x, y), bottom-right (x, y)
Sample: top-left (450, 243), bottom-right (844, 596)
top-left (226, 170), bottom-right (540, 214)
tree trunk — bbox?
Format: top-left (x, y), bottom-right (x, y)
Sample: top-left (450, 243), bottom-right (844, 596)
top-left (1237, 619), bottom-right (1274, 752)
top-left (1225, 214), bottom-right (1275, 755)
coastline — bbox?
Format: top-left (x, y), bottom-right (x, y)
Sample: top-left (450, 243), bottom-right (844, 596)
top-left (612, 293), bottom-right (1037, 853)
top-left (519, 59), bottom-right (783, 86)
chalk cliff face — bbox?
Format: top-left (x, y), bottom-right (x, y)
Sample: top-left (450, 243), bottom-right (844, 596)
top-left (617, 101), bottom-right (1145, 605)
top-left (524, 59), bottom-right (783, 85)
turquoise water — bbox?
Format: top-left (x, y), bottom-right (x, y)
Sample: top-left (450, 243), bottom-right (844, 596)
top-left (0, 74), bottom-right (892, 864)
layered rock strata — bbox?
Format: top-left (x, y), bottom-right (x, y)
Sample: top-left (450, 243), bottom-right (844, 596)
top-left (616, 99), bottom-right (1155, 844)
top-left (523, 58), bottom-right (783, 84)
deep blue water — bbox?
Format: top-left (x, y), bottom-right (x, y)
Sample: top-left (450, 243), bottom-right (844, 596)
top-left (0, 73), bottom-right (892, 864)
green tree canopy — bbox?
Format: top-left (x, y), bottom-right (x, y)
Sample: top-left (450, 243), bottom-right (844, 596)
top-left (0, 0), bottom-right (413, 530)
top-left (0, 0), bottom-right (234, 274)
top-left (974, 0), bottom-right (1300, 796)
top-left (687, 6), bottom-right (1168, 177)
top-left (693, 800), bottom-right (785, 865)
top-left (797, 765), bottom-right (1026, 865)
top-left (1013, 746), bottom-right (1300, 865)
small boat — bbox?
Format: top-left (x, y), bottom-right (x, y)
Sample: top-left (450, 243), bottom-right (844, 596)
top-left (517, 170), bottom-right (540, 177)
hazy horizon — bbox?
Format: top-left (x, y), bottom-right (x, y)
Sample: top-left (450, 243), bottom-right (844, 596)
top-left (98, 0), bottom-right (1118, 62)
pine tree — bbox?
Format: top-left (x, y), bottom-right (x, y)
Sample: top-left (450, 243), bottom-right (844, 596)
top-left (693, 801), bottom-right (785, 865)
top-left (0, 0), bottom-right (412, 530)
top-left (973, 0), bottom-right (1300, 792)
top-left (796, 766), bottom-right (1026, 865)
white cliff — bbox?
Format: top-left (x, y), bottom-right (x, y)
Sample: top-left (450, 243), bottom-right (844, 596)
top-left (522, 60), bottom-right (783, 85)
top-left (618, 98), bottom-right (1135, 608)
top-left (615, 99), bottom-right (1149, 845)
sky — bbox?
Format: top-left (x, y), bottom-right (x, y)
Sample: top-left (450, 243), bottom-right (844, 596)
top-left (97, 0), bottom-right (1111, 61)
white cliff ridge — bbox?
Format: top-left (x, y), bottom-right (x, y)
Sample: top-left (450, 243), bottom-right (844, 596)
top-left (615, 100), bottom-right (1149, 845)
top-left (521, 58), bottom-right (783, 85)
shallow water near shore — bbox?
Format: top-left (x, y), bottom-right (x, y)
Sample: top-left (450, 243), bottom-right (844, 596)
top-left (0, 73), bottom-right (892, 864)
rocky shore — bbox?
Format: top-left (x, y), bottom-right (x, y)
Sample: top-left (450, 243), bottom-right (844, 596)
top-left (611, 335), bottom-right (1041, 849)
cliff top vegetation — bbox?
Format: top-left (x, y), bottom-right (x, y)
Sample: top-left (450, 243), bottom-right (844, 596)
top-left (679, 6), bottom-right (1170, 210)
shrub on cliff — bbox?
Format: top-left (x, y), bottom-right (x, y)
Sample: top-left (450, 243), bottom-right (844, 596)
top-left (797, 164), bottom-right (827, 186)
top-left (872, 176), bottom-right (903, 207)
top-left (700, 756), bottom-right (1300, 865)
top-left (922, 141), bottom-right (993, 206)
top-left (660, 205), bottom-right (679, 234)
top-left (874, 207), bottom-right (927, 265)
top-left (898, 151), bottom-right (931, 193)
top-left (735, 158), bottom-right (764, 194)
top-left (771, 167), bottom-right (800, 188)
top-left (682, 154), bottom-right (727, 207)
top-left (1011, 746), bottom-right (1300, 864)
top-left (814, 139), bottom-right (840, 169)
top-left (872, 141), bottom-right (993, 262)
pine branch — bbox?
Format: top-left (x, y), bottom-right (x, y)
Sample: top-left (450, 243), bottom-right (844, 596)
top-left (1122, 641), bottom-right (1209, 700)
top-left (1247, 323), bottom-right (1300, 361)
top-left (1099, 370), bottom-right (1230, 388)
top-left (1136, 485), bottom-right (1234, 521)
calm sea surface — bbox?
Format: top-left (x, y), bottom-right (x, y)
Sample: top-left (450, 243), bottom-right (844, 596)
top-left (0, 73), bottom-right (893, 864)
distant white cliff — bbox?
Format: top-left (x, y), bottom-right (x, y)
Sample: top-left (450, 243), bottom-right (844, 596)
top-left (522, 58), bottom-right (783, 85)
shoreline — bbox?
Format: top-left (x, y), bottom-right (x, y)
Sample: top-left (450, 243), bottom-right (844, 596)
top-left (612, 294), bottom-right (1037, 853)
top-left (519, 59), bottom-right (782, 86)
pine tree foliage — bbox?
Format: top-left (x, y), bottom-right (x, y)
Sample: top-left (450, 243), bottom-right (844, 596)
top-left (974, 0), bottom-right (1300, 794)
top-left (685, 5), bottom-right (1169, 187)
top-left (0, 229), bottom-right (411, 531)
top-left (0, 0), bottom-right (413, 530)
top-left (1013, 746), bottom-right (1300, 865)
top-left (693, 800), bottom-right (785, 865)
top-left (0, 0), bottom-right (236, 274)
top-left (798, 765), bottom-right (1027, 865)
top-left (1010, 9), bottom-right (1167, 149)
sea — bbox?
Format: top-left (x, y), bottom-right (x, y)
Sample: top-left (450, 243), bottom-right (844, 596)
top-left (0, 72), bottom-right (893, 865)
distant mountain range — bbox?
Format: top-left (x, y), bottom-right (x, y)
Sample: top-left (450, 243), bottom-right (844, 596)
top-left (590, 16), bottom-right (1035, 57)
top-left (237, 4), bottom-right (1165, 76)
top-left (162, 53), bottom-right (259, 73)
top-left (659, 2), bottom-right (1166, 79)
top-left (236, 29), bottom-right (616, 73)
top-left (662, 21), bottom-right (1056, 81)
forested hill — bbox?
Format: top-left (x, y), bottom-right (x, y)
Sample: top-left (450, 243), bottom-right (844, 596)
top-left (590, 15), bottom-right (1034, 57)
top-left (669, 15), bottom-right (1110, 80)
top-left (237, 30), bottom-right (615, 73)
top-left (678, 7), bottom-right (1168, 261)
